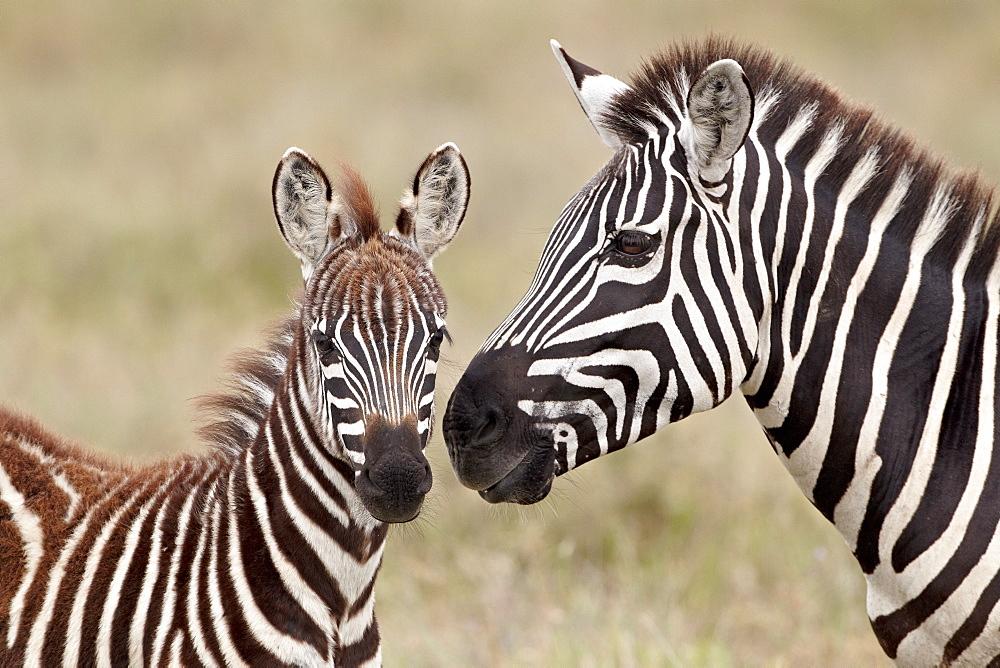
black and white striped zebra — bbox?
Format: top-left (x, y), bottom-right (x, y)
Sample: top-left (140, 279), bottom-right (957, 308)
top-left (0, 143), bottom-right (469, 665)
top-left (444, 39), bottom-right (1000, 664)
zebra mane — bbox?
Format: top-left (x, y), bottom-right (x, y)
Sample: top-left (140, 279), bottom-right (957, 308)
top-left (195, 312), bottom-right (297, 456)
top-left (338, 162), bottom-right (382, 241)
top-left (604, 36), bottom-right (1000, 278)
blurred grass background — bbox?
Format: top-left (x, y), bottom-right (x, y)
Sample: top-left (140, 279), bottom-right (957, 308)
top-left (2, 2), bottom-right (999, 665)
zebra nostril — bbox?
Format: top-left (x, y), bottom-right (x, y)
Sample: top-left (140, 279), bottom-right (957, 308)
top-left (418, 461), bottom-right (433, 494)
top-left (472, 407), bottom-right (506, 446)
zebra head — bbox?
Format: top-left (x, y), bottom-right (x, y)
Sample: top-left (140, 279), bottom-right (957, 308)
top-left (273, 144), bottom-right (469, 523)
top-left (445, 42), bottom-right (757, 504)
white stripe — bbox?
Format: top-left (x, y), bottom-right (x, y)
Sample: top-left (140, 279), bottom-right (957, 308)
top-left (205, 494), bottom-right (245, 667)
top-left (278, 405), bottom-right (351, 528)
top-left (338, 420), bottom-right (365, 437)
top-left (183, 489), bottom-right (219, 668)
top-left (147, 480), bottom-right (202, 666)
top-left (770, 103), bottom-right (819, 277)
top-left (252, 437), bottom-right (382, 605)
top-left (782, 147), bottom-right (881, 493)
top-left (128, 470), bottom-right (186, 665)
top-left (96, 472), bottom-right (181, 666)
top-left (339, 593), bottom-right (377, 648)
top-left (827, 167), bottom-right (913, 545)
top-left (52, 470), bottom-right (82, 522)
top-left (869, 189), bottom-right (976, 614)
top-left (740, 133), bottom-right (776, 395)
top-left (23, 489), bottom-right (108, 666)
top-left (904, 217), bottom-right (1000, 666)
top-left (62, 483), bottom-right (147, 667)
top-left (253, 427), bottom-right (336, 632)
top-left (166, 629), bottom-right (185, 668)
top-left (228, 454), bottom-right (327, 665)
top-left (0, 461), bottom-right (45, 650)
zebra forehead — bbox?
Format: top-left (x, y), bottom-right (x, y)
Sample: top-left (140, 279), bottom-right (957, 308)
top-left (306, 234), bottom-right (446, 323)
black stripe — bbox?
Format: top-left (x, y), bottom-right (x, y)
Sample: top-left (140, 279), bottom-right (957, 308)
top-left (944, 567), bottom-right (1000, 662)
top-left (337, 616), bottom-right (380, 666)
top-left (109, 467), bottom-right (192, 665)
top-left (855, 257), bottom-right (953, 574)
top-left (892, 272), bottom-right (984, 572)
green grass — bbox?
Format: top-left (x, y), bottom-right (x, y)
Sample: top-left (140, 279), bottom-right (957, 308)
top-left (3, 2), bottom-right (999, 664)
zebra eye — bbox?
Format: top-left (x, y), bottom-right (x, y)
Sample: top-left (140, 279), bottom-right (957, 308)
top-left (614, 230), bottom-right (655, 256)
top-left (428, 328), bottom-right (446, 353)
top-left (311, 331), bottom-right (338, 363)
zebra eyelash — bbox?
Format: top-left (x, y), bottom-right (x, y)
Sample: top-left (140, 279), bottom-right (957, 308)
top-left (434, 326), bottom-right (452, 346)
top-left (602, 228), bottom-right (661, 263)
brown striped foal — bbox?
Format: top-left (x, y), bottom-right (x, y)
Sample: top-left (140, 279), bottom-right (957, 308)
top-left (0, 143), bottom-right (470, 666)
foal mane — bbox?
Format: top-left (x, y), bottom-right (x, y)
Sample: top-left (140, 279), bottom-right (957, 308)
top-left (195, 314), bottom-right (296, 456)
top-left (605, 36), bottom-right (1000, 279)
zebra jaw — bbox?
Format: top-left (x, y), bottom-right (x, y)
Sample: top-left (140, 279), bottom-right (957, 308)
top-left (477, 433), bottom-right (557, 505)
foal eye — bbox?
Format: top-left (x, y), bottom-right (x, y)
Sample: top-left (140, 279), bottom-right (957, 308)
top-left (614, 230), bottom-right (655, 256)
top-left (427, 325), bottom-right (451, 354)
top-left (311, 331), bottom-right (336, 358)
top-left (428, 329), bottom-right (445, 351)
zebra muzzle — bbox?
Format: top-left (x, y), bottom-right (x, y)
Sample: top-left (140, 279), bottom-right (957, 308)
top-left (355, 418), bottom-right (432, 523)
top-left (444, 346), bottom-right (543, 491)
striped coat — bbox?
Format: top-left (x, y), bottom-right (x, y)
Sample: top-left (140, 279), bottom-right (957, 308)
top-left (1, 142), bottom-right (469, 666)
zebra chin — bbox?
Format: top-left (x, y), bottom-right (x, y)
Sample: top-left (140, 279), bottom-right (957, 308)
top-left (477, 436), bottom-right (557, 505)
top-left (353, 416), bottom-right (433, 523)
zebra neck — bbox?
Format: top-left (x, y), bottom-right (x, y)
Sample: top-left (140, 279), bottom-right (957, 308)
top-left (739, 141), bottom-right (1000, 575)
top-left (229, 361), bottom-right (388, 619)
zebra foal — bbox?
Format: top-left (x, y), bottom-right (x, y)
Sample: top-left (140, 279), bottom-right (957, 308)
top-left (0, 143), bottom-right (469, 666)
top-left (445, 39), bottom-right (1000, 665)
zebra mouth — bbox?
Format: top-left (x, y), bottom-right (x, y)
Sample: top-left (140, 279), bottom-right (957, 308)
top-left (478, 435), bottom-right (556, 505)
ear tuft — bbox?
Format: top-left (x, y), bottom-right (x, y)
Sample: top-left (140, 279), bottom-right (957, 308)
top-left (395, 143), bottom-right (470, 262)
top-left (683, 59), bottom-right (755, 184)
top-left (551, 39), bottom-right (632, 150)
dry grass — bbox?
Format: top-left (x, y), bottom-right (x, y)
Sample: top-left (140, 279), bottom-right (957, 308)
top-left (2, 2), bottom-right (998, 665)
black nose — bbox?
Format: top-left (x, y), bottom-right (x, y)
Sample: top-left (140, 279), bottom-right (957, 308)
top-left (444, 347), bottom-right (535, 490)
top-left (446, 400), bottom-right (508, 451)
top-left (358, 453), bottom-right (432, 523)
top-left (474, 406), bottom-right (507, 445)
top-left (365, 453), bottom-right (432, 496)
top-left (356, 419), bottom-right (432, 523)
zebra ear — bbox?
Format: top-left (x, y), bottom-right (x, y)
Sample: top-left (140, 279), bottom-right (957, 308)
top-left (682, 59), bottom-right (755, 184)
top-left (551, 40), bottom-right (632, 151)
top-left (394, 142), bottom-right (470, 262)
top-left (272, 148), bottom-right (344, 281)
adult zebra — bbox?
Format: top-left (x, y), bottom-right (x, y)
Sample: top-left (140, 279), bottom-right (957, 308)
top-left (444, 38), bottom-right (1000, 665)
top-left (0, 143), bottom-right (469, 666)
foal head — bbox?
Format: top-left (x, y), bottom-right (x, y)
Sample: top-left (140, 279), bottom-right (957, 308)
top-left (273, 144), bottom-right (469, 522)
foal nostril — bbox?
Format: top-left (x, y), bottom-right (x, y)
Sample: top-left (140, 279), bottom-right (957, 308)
top-left (418, 461), bottom-right (433, 494)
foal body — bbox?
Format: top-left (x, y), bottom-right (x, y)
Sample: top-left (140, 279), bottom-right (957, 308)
top-left (0, 143), bottom-right (470, 666)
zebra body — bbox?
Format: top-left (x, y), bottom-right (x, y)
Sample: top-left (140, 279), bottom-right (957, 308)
top-left (0, 143), bottom-right (469, 666)
top-left (444, 39), bottom-right (999, 664)
top-left (0, 404), bottom-right (383, 666)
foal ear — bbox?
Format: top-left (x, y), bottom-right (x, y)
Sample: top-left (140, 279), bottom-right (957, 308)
top-left (551, 39), bottom-right (632, 151)
top-left (682, 59), bottom-right (755, 184)
top-left (272, 148), bottom-right (343, 281)
top-left (394, 143), bottom-right (470, 262)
